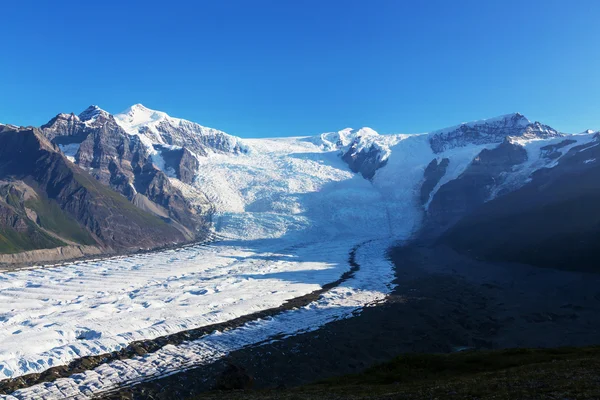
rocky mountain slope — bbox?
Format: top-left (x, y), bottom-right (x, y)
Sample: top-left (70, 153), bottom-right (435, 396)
top-left (333, 113), bottom-right (594, 240)
top-left (0, 125), bottom-right (190, 260)
top-left (438, 132), bottom-right (600, 271)
top-left (40, 106), bottom-right (209, 237)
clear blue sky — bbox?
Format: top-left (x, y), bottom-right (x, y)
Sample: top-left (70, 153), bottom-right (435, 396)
top-left (2, 0), bottom-right (599, 137)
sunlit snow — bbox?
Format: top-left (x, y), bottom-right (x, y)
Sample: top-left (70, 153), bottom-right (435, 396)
top-left (3, 112), bottom-right (598, 398)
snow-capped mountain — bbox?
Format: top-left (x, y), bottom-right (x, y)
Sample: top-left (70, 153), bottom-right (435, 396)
top-left (428, 112), bottom-right (561, 153)
top-left (5, 104), bottom-right (600, 258)
top-left (114, 104), bottom-right (248, 156)
top-left (41, 106), bottom-right (598, 243)
top-left (40, 106), bottom-right (209, 239)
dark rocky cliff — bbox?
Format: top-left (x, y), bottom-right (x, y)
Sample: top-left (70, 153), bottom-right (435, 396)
top-left (0, 126), bottom-right (190, 254)
top-left (40, 106), bottom-right (209, 236)
top-left (437, 136), bottom-right (600, 271)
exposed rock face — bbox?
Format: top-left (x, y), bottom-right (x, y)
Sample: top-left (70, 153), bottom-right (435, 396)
top-left (342, 142), bottom-right (388, 180)
top-left (426, 139), bottom-right (528, 234)
top-left (133, 163), bottom-right (202, 234)
top-left (178, 147), bottom-right (200, 184)
top-left (0, 245), bottom-right (102, 267)
top-left (439, 134), bottom-right (600, 271)
top-left (0, 195), bottom-right (29, 233)
top-left (336, 128), bottom-right (400, 180)
top-left (152, 145), bottom-right (200, 184)
top-left (41, 106), bottom-right (147, 191)
top-left (420, 158), bottom-right (449, 205)
top-left (0, 126), bottom-right (189, 254)
top-left (540, 139), bottom-right (577, 160)
top-left (40, 106), bottom-right (208, 235)
top-left (428, 113), bottom-right (561, 153)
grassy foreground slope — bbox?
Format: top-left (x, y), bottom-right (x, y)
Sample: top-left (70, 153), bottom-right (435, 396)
top-left (193, 347), bottom-right (600, 400)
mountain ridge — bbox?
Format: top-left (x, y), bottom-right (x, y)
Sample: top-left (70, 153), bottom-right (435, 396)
top-left (0, 125), bottom-right (193, 263)
top-left (2, 104), bottom-right (599, 270)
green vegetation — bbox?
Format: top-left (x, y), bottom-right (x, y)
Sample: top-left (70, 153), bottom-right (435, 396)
top-left (193, 347), bottom-right (600, 400)
top-left (0, 225), bottom-right (65, 254)
top-left (25, 196), bottom-right (96, 245)
top-left (0, 181), bottom-right (93, 254)
top-left (73, 170), bottom-right (172, 228)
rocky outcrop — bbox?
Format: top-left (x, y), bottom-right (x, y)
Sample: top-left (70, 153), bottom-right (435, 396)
top-left (342, 142), bottom-right (389, 180)
top-left (133, 163), bottom-right (206, 235)
top-left (0, 245), bottom-right (102, 267)
top-left (337, 128), bottom-right (399, 180)
top-left (540, 139), bottom-right (577, 160)
top-left (420, 158), bottom-right (449, 205)
top-left (178, 147), bottom-right (200, 184)
top-left (152, 145), bottom-right (200, 184)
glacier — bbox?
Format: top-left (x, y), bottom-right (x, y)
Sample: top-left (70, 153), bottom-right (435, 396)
top-left (1, 106), bottom-right (598, 399)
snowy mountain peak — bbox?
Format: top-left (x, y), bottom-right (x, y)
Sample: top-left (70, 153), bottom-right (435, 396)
top-left (429, 112), bottom-right (560, 153)
top-left (78, 105), bottom-right (110, 122)
top-left (114, 104), bottom-right (247, 155)
top-left (310, 127), bottom-right (379, 151)
top-left (352, 127), bottom-right (379, 138)
top-left (116, 104), bottom-right (169, 131)
top-left (130, 103), bottom-right (151, 112)
top-left (432, 112), bottom-right (530, 136)
top-left (504, 112), bottom-right (529, 125)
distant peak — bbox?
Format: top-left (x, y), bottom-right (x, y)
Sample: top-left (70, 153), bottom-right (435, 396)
top-left (352, 127), bottom-right (378, 137)
top-left (431, 112), bottom-right (532, 137)
top-left (130, 103), bottom-right (150, 111)
top-left (79, 105), bottom-right (109, 121)
top-left (124, 103), bottom-right (162, 115)
top-left (478, 112), bottom-right (530, 126)
top-left (506, 112), bottom-right (529, 124)
top-left (118, 104), bottom-right (169, 121)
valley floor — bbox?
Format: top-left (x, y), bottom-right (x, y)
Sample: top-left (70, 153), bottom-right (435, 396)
top-left (105, 243), bottom-right (600, 399)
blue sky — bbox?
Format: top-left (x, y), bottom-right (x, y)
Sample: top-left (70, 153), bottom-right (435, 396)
top-left (2, 0), bottom-right (599, 137)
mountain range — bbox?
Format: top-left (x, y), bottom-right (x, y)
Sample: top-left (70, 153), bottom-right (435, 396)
top-left (1, 105), bottom-right (598, 270)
